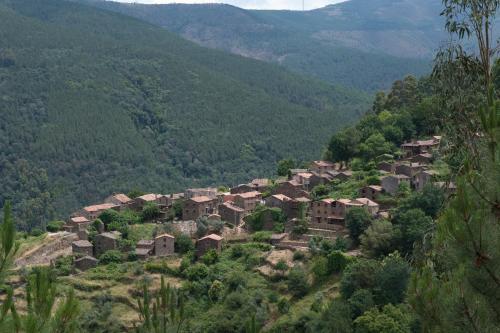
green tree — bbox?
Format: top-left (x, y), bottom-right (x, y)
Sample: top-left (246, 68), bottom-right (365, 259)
top-left (327, 127), bottom-right (360, 167)
top-left (358, 133), bottom-right (394, 161)
top-left (277, 159), bottom-right (295, 177)
top-left (354, 304), bottom-right (411, 333)
top-left (99, 250), bottom-right (123, 265)
top-left (360, 220), bottom-right (397, 258)
top-left (409, 1), bottom-right (500, 332)
top-left (135, 277), bottom-right (185, 333)
top-left (174, 234), bottom-right (194, 254)
top-left (392, 208), bottom-right (432, 256)
top-left (16, 267), bottom-right (80, 333)
top-left (287, 266), bottom-right (309, 298)
top-left (345, 208), bottom-right (373, 243)
top-left (347, 289), bottom-right (375, 319)
top-left (0, 202), bottom-right (19, 329)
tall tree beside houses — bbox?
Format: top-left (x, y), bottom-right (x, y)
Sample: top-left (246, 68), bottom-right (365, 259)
top-left (409, 1), bottom-right (500, 332)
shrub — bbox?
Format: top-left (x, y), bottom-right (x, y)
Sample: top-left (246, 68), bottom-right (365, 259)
top-left (54, 256), bottom-right (73, 276)
top-left (287, 266), bottom-right (309, 298)
top-left (30, 228), bottom-right (44, 237)
top-left (46, 220), bottom-right (65, 232)
top-left (293, 251), bottom-right (305, 261)
top-left (175, 234), bottom-right (194, 254)
top-left (252, 231), bottom-right (273, 243)
top-left (208, 280), bottom-right (224, 302)
top-left (185, 263), bottom-right (209, 281)
top-left (201, 249), bottom-right (219, 265)
top-left (311, 256), bottom-right (329, 283)
top-left (327, 251), bottom-right (349, 274)
top-left (278, 298), bottom-right (290, 314)
top-left (99, 250), bottom-right (123, 265)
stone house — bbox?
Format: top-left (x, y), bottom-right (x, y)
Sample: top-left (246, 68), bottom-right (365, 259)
top-left (75, 256), bottom-right (98, 271)
top-left (185, 188), bottom-right (218, 200)
top-left (230, 184), bottom-right (255, 194)
top-left (413, 170), bottom-right (438, 191)
top-left (154, 233), bottom-right (175, 256)
top-left (395, 162), bottom-right (426, 179)
top-left (381, 174), bottom-right (411, 195)
top-left (292, 172), bottom-right (314, 191)
top-left (131, 194), bottom-right (169, 211)
top-left (358, 185), bottom-right (383, 201)
top-left (135, 239), bottom-right (154, 259)
top-left (218, 202), bottom-right (245, 226)
top-left (309, 172), bottom-right (334, 188)
top-left (233, 191), bottom-right (262, 212)
top-left (182, 196), bottom-right (218, 221)
top-left (104, 193), bottom-right (132, 210)
top-left (310, 160), bottom-right (337, 174)
top-left (249, 179), bottom-right (270, 192)
top-left (310, 199), bottom-right (345, 230)
top-left (66, 216), bottom-right (91, 232)
top-left (72, 240), bottom-right (93, 257)
top-left (332, 170), bottom-right (353, 182)
top-left (266, 194), bottom-right (310, 219)
top-left (196, 234), bottom-right (223, 257)
top-left (94, 232), bottom-right (120, 257)
top-left (409, 153), bottom-right (433, 165)
top-left (266, 194), bottom-right (293, 210)
top-left (273, 181), bottom-right (310, 199)
top-left (355, 198), bottom-right (380, 216)
top-left (401, 138), bottom-right (440, 157)
top-left (80, 203), bottom-right (120, 221)
top-left (311, 198), bottom-right (373, 230)
top-left (137, 240), bottom-right (154, 251)
top-left (377, 161), bottom-right (396, 173)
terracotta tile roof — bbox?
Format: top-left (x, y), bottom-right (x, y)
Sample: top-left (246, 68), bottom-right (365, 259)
top-left (221, 202), bottom-right (245, 212)
top-left (368, 185), bottom-right (383, 192)
top-left (356, 198), bottom-right (379, 207)
top-left (297, 172), bottom-right (314, 179)
top-left (112, 193), bottom-right (132, 204)
top-left (99, 232), bottom-right (120, 240)
top-left (312, 160), bottom-right (336, 167)
top-left (155, 233), bottom-right (175, 239)
top-left (138, 194), bottom-right (164, 202)
top-left (190, 196), bottom-right (214, 203)
top-left (236, 191), bottom-right (262, 199)
top-left (295, 197), bottom-right (311, 202)
top-left (137, 240), bottom-right (154, 246)
top-left (251, 179), bottom-right (269, 186)
top-left (72, 240), bottom-right (93, 247)
top-left (84, 203), bottom-right (118, 213)
top-left (71, 216), bottom-right (89, 223)
top-left (272, 194), bottom-right (292, 201)
top-left (135, 248), bottom-right (152, 255)
top-left (199, 234), bottom-right (223, 241)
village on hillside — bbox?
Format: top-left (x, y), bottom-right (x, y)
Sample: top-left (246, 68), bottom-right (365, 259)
top-left (56, 135), bottom-right (452, 272)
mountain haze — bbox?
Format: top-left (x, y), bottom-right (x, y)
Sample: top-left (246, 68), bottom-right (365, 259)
top-left (82, 0), bottom-right (444, 91)
top-left (0, 0), bottom-right (367, 227)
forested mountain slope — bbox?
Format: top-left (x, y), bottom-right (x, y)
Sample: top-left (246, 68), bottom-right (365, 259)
top-left (0, 0), bottom-right (368, 229)
top-left (80, 0), bottom-right (443, 91)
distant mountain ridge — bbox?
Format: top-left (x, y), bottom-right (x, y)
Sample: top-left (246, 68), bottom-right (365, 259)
top-left (0, 0), bottom-right (368, 226)
top-left (79, 0), bottom-right (446, 91)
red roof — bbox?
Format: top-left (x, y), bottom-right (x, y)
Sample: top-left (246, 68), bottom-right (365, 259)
top-left (84, 203), bottom-right (118, 212)
top-left (190, 196), bottom-right (214, 203)
top-left (71, 216), bottom-right (89, 223)
top-left (236, 191), bottom-right (262, 199)
top-left (199, 234), bottom-right (223, 241)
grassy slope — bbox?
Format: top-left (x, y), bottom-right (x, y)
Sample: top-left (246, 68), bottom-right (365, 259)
top-left (0, 0), bottom-right (368, 221)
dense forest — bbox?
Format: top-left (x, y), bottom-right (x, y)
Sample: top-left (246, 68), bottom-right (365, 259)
top-left (77, 0), bottom-right (435, 92)
top-left (0, 0), bottom-right (368, 230)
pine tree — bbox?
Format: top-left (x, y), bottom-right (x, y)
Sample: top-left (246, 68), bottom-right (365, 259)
top-left (135, 276), bottom-right (186, 333)
top-left (409, 1), bottom-right (500, 332)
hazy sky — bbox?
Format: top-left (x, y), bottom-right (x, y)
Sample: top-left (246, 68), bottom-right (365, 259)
top-left (116, 0), bottom-right (346, 10)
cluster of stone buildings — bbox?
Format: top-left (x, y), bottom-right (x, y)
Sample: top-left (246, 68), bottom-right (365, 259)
top-left (63, 135), bottom-right (448, 269)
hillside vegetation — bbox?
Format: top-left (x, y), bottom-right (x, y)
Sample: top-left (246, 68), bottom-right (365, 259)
top-left (82, 0), bottom-right (441, 91)
top-left (0, 0), bottom-right (368, 229)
